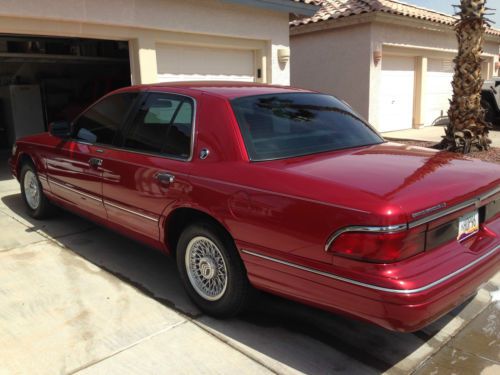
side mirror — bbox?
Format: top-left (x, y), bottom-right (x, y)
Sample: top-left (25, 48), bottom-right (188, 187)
top-left (49, 121), bottom-right (71, 138)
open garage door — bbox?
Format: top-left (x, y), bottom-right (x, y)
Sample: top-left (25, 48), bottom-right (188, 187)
top-left (424, 58), bottom-right (454, 126)
top-left (378, 56), bottom-right (415, 132)
top-left (156, 43), bottom-right (255, 83)
top-left (0, 34), bottom-right (130, 151)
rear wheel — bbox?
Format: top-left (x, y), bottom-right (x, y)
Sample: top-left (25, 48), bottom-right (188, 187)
top-left (176, 221), bottom-right (252, 317)
top-left (20, 162), bottom-right (55, 219)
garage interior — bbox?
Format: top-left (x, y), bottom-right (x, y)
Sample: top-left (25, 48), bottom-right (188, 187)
top-left (0, 34), bottom-right (131, 151)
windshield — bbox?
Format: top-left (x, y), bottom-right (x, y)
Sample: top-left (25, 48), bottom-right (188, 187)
top-left (231, 93), bottom-right (383, 161)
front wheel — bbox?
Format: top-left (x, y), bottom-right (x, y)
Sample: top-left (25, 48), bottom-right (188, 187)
top-left (176, 222), bottom-right (252, 317)
top-left (20, 162), bottom-right (55, 219)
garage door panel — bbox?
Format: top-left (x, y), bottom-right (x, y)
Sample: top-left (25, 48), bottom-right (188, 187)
top-left (156, 43), bottom-right (255, 83)
top-left (378, 56), bottom-right (415, 132)
top-left (424, 58), bottom-right (454, 126)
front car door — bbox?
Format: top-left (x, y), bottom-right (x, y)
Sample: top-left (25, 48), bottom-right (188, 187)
top-left (100, 91), bottom-right (195, 244)
top-left (46, 92), bottom-right (139, 219)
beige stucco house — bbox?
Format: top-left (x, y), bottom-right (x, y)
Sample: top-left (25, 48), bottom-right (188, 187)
top-left (0, 0), bottom-right (321, 149)
top-left (290, 0), bottom-right (500, 133)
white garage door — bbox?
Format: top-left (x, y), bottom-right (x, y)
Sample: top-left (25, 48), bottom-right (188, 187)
top-left (156, 43), bottom-right (255, 83)
top-left (378, 56), bottom-right (415, 132)
top-left (424, 58), bottom-right (454, 126)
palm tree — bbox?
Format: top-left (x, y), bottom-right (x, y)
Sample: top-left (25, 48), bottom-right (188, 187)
top-left (442, 0), bottom-right (492, 153)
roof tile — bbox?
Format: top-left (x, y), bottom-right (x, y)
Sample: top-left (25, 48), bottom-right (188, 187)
top-left (291, 0), bottom-right (500, 37)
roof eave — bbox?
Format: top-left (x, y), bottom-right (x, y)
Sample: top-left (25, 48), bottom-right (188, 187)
top-left (223, 0), bottom-right (320, 16)
top-left (291, 12), bottom-right (500, 41)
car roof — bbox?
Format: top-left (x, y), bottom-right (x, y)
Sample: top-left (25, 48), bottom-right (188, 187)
top-left (123, 81), bottom-right (314, 100)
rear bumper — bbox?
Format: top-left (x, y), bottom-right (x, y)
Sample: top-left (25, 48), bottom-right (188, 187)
top-left (371, 245), bottom-right (499, 331)
top-left (241, 220), bottom-right (500, 332)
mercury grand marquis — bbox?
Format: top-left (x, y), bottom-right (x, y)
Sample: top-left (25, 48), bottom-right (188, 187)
top-left (9, 82), bottom-right (500, 332)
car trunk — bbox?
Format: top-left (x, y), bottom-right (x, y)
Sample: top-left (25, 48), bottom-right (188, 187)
top-left (258, 142), bottom-right (500, 225)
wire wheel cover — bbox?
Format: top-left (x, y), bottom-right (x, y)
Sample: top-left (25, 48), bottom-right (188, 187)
top-left (23, 170), bottom-right (40, 210)
top-left (185, 236), bottom-right (228, 301)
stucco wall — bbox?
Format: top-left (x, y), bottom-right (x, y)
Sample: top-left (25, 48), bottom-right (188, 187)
top-left (0, 0), bottom-right (291, 85)
top-left (291, 18), bottom-right (500, 130)
top-left (368, 21), bottom-right (500, 129)
top-left (290, 24), bottom-right (372, 120)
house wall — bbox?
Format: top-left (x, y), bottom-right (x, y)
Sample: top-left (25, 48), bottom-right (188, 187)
top-left (292, 18), bottom-right (500, 131)
top-left (0, 0), bottom-right (291, 85)
top-left (368, 21), bottom-right (500, 129)
top-left (290, 24), bottom-right (372, 120)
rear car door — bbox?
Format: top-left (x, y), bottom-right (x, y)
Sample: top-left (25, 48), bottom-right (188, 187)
top-left (46, 92), bottom-right (139, 219)
top-left (100, 92), bottom-right (195, 241)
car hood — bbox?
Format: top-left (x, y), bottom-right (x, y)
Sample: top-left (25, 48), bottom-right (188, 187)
top-left (257, 142), bottom-right (500, 223)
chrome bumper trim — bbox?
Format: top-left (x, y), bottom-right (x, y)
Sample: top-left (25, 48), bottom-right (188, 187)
top-left (324, 224), bottom-right (407, 252)
top-left (325, 186), bottom-right (499, 251)
top-left (241, 245), bottom-right (499, 294)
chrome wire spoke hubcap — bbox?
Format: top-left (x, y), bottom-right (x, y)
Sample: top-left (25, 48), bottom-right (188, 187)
top-left (23, 170), bottom-right (40, 210)
top-left (185, 236), bottom-right (228, 301)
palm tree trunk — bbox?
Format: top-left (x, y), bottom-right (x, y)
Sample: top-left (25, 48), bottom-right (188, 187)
top-left (442, 0), bottom-right (491, 153)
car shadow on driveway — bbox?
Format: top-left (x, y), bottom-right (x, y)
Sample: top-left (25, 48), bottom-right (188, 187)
top-left (1, 192), bottom-right (472, 374)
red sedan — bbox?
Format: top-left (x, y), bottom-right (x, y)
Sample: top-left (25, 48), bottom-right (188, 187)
top-left (9, 82), bottom-right (500, 332)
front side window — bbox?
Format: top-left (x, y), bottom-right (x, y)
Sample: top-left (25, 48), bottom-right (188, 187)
top-left (123, 93), bottom-right (193, 158)
top-left (72, 93), bottom-right (137, 145)
top-left (231, 93), bottom-right (383, 161)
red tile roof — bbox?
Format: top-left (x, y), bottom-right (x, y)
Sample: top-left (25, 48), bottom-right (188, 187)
top-left (291, 0), bottom-right (500, 37)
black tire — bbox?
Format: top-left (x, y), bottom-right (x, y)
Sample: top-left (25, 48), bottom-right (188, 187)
top-left (20, 161), bottom-right (55, 219)
top-left (481, 99), bottom-right (496, 125)
top-left (176, 221), bottom-right (252, 318)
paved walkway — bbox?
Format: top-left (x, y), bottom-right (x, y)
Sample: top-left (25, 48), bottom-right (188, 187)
top-left (0, 156), bottom-right (498, 374)
top-left (382, 126), bottom-right (500, 147)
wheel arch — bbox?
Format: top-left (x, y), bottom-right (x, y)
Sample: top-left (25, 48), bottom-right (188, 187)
top-left (17, 152), bottom-right (36, 176)
top-left (163, 207), bottom-right (235, 256)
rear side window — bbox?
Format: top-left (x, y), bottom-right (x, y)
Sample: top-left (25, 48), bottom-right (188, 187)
top-left (73, 93), bottom-right (137, 145)
top-left (123, 93), bottom-right (193, 158)
top-left (231, 93), bottom-right (383, 161)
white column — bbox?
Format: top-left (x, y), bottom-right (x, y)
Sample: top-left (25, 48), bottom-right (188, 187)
top-left (129, 36), bottom-right (158, 85)
top-left (413, 56), bottom-right (427, 129)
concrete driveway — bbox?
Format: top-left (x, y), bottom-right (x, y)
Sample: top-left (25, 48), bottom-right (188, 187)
top-left (382, 126), bottom-right (500, 146)
top-left (0, 155), bottom-right (498, 375)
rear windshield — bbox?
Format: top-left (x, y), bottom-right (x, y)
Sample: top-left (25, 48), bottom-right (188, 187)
top-left (231, 93), bottom-right (383, 161)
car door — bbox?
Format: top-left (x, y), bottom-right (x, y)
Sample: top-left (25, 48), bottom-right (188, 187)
top-left (46, 92), bottom-right (139, 219)
top-left (100, 92), bottom-right (195, 241)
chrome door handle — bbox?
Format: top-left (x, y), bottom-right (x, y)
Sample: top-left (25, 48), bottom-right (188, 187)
top-left (89, 157), bottom-right (103, 167)
top-left (155, 172), bottom-right (175, 185)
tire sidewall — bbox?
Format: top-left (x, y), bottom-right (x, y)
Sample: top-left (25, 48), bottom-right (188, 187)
top-left (20, 162), bottom-right (47, 218)
top-left (176, 222), bottom-right (248, 317)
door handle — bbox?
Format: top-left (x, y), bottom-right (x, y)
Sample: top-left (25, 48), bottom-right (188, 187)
top-left (88, 157), bottom-right (103, 167)
top-left (155, 172), bottom-right (175, 185)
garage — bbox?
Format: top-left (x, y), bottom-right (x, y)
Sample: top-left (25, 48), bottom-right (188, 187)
top-left (156, 44), bottom-right (256, 83)
top-left (378, 56), bottom-right (415, 132)
top-left (0, 34), bottom-right (130, 151)
top-left (0, 0), bottom-right (320, 157)
top-left (424, 58), bottom-right (454, 126)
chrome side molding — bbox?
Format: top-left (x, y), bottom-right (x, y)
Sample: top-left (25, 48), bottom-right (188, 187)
top-left (49, 178), bottom-right (102, 203)
top-left (104, 200), bottom-right (158, 222)
top-left (241, 245), bottom-right (499, 294)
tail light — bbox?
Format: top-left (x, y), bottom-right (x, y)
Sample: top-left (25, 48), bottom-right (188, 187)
top-left (329, 228), bottom-right (425, 263)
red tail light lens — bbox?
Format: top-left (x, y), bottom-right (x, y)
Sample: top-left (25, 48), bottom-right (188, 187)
top-left (330, 229), bottom-right (425, 263)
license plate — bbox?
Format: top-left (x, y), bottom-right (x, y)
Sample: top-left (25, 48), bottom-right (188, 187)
top-left (457, 211), bottom-right (479, 241)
